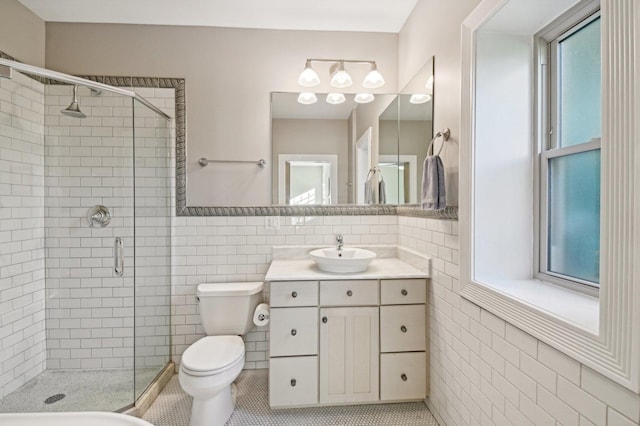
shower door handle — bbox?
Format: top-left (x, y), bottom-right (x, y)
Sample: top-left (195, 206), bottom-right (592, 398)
top-left (114, 237), bottom-right (124, 277)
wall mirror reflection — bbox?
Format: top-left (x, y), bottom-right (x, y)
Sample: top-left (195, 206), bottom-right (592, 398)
top-left (379, 57), bottom-right (434, 206)
top-left (271, 92), bottom-right (397, 205)
top-left (269, 57), bottom-right (433, 208)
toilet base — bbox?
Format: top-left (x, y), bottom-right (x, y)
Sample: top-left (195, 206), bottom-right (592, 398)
top-left (189, 385), bottom-right (234, 426)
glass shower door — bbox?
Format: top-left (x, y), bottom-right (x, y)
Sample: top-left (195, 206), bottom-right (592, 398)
top-left (132, 96), bottom-right (172, 400)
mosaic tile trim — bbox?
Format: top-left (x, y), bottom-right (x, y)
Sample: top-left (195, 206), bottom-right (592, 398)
top-left (176, 204), bottom-right (457, 218)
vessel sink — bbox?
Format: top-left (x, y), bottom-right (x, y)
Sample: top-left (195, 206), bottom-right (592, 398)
top-left (309, 247), bottom-right (376, 273)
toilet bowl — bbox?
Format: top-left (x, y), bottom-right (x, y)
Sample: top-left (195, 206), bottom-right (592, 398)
top-left (179, 336), bottom-right (245, 426)
top-left (178, 282), bottom-right (264, 426)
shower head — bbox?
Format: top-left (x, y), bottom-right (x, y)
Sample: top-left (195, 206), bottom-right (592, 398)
top-left (61, 85), bottom-right (86, 119)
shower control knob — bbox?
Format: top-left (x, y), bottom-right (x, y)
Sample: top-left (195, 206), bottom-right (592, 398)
top-left (322, 316), bottom-right (328, 323)
top-left (401, 325), bottom-right (407, 333)
top-left (291, 329), bottom-right (297, 336)
top-left (401, 374), bottom-right (408, 381)
top-left (290, 379), bottom-right (296, 387)
top-left (291, 291), bottom-right (297, 298)
top-left (346, 290), bottom-right (353, 297)
top-left (401, 289), bottom-right (408, 296)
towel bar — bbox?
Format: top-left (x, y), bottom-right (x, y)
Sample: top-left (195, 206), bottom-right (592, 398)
top-left (426, 128), bottom-right (451, 155)
top-left (199, 158), bottom-right (267, 168)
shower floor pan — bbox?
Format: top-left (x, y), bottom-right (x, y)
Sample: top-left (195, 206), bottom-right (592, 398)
top-left (0, 368), bottom-right (158, 413)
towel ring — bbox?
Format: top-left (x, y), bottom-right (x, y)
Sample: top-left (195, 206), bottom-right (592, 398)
top-left (426, 128), bottom-right (451, 156)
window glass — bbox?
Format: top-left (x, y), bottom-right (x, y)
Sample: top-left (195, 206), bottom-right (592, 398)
top-left (548, 149), bottom-right (600, 283)
top-left (559, 18), bottom-right (601, 147)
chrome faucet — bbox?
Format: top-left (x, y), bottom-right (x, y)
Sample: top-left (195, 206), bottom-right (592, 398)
top-left (336, 234), bottom-right (344, 252)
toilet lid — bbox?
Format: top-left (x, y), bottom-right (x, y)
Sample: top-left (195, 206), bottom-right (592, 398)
top-left (182, 336), bottom-right (244, 374)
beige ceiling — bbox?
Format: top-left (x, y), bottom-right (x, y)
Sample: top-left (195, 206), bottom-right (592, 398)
top-left (18, 0), bottom-right (419, 33)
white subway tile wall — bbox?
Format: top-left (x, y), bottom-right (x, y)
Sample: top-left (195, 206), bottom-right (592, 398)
top-left (44, 86), bottom-right (173, 372)
top-left (397, 216), bottom-right (640, 426)
top-left (170, 215), bottom-right (398, 369)
top-left (0, 72), bottom-right (47, 399)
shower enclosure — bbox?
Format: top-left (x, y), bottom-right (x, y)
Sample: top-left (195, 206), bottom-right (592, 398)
top-left (0, 58), bottom-right (173, 413)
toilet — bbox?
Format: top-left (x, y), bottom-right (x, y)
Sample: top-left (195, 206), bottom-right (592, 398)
top-left (179, 282), bottom-right (264, 426)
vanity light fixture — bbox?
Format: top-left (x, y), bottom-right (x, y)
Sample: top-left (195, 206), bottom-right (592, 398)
top-left (297, 58), bottom-right (385, 90)
top-left (298, 60), bottom-right (321, 87)
top-left (409, 93), bottom-right (432, 104)
top-left (329, 61), bottom-right (353, 88)
top-left (297, 92), bottom-right (318, 105)
top-left (362, 63), bottom-right (385, 89)
top-left (354, 93), bottom-right (375, 104)
top-left (326, 93), bottom-right (346, 105)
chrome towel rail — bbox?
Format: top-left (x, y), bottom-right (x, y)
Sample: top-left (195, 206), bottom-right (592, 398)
top-left (199, 158), bottom-right (267, 168)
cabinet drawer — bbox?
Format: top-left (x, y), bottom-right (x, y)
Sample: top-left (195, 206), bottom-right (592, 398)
top-left (320, 280), bottom-right (379, 306)
top-left (270, 356), bottom-right (318, 407)
top-left (380, 352), bottom-right (426, 401)
top-left (380, 305), bottom-right (426, 352)
top-left (270, 281), bottom-right (318, 307)
top-left (270, 307), bottom-right (318, 357)
top-left (380, 279), bottom-right (426, 305)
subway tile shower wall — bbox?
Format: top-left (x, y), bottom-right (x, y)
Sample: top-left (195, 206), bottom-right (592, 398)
top-left (44, 86), bottom-right (175, 370)
top-left (0, 72), bottom-right (47, 399)
top-left (397, 216), bottom-right (640, 426)
top-left (171, 215), bottom-right (398, 369)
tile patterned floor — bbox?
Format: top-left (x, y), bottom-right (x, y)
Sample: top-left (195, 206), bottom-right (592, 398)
top-left (143, 370), bottom-right (439, 426)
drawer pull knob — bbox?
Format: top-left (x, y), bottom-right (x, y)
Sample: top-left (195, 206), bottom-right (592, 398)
top-left (346, 290), bottom-right (353, 296)
top-left (322, 316), bottom-right (328, 323)
top-left (291, 291), bottom-right (298, 298)
top-left (291, 329), bottom-right (297, 336)
top-left (401, 289), bottom-right (408, 296)
top-left (401, 374), bottom-right (408, 381)
top-left (401, 325), bottom-right (407, 333)
top-left (291, 379), bottom-right (296, 387)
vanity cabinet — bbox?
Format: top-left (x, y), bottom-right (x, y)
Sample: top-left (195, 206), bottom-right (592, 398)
top-left (268, 278), bottom-right (427, 408)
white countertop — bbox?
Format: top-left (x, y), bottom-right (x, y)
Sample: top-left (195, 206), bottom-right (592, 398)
top-left (265, 257), bottom-right (430, 281)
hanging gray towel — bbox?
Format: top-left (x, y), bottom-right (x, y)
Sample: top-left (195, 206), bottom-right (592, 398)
top-left (421, 155), bottom-right (446, 210)
top-left (378, 175), bottom-right (386, 204)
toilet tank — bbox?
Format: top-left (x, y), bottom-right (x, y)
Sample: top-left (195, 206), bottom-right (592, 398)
top-left (197, 282), bottom-right (264, 335)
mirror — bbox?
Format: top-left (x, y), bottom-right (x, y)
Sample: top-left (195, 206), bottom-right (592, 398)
top-left (271, 93), bottom-right (397, 205)
top-left (379, 58), bottom-right (434, 206)
top-left (269, 57), bottom-right (433, 208)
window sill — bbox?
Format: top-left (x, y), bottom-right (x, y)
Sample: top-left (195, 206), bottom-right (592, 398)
top-left (466, 278), bottom-right (599, 335)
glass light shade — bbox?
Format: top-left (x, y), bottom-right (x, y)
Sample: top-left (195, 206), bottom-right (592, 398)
top-left (326, 93), bottom-right (346, 104)
top-left (298, 62), bottom-right (320, 87)
top-left (330, 62), bottom-right (352, 88)
top-left (354, 93), bottom-right (375, 104)
top-left (362, 64), bottom-right (385, 89)
top-left (425, 75), bottom-right (434, 93)
top-left (297, 92), bottom-right (318, 105)
top-left (409, 93), bottom-right (432, 104)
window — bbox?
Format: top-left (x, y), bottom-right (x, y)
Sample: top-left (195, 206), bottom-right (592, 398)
top-left (539, 11), bottom-right (601, 289)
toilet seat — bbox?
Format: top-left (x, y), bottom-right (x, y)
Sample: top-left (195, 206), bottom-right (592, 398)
top-left (181, 336), bottom-right (245, 377)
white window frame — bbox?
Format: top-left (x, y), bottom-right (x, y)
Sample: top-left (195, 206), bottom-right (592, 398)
top-left (460, 0), bottom-right (640, 392)
top-left (536, 10), bottom-right (602, 293)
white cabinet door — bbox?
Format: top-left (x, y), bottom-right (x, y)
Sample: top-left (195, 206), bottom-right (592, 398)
top-left (319, 307), bottom-right (379, 404)
top-left (380, 352), bottom-right (426, 401)
top-left (269, 356), bottom-right (318, 407)
top-left (270, 307), bottom-right (318, 357)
